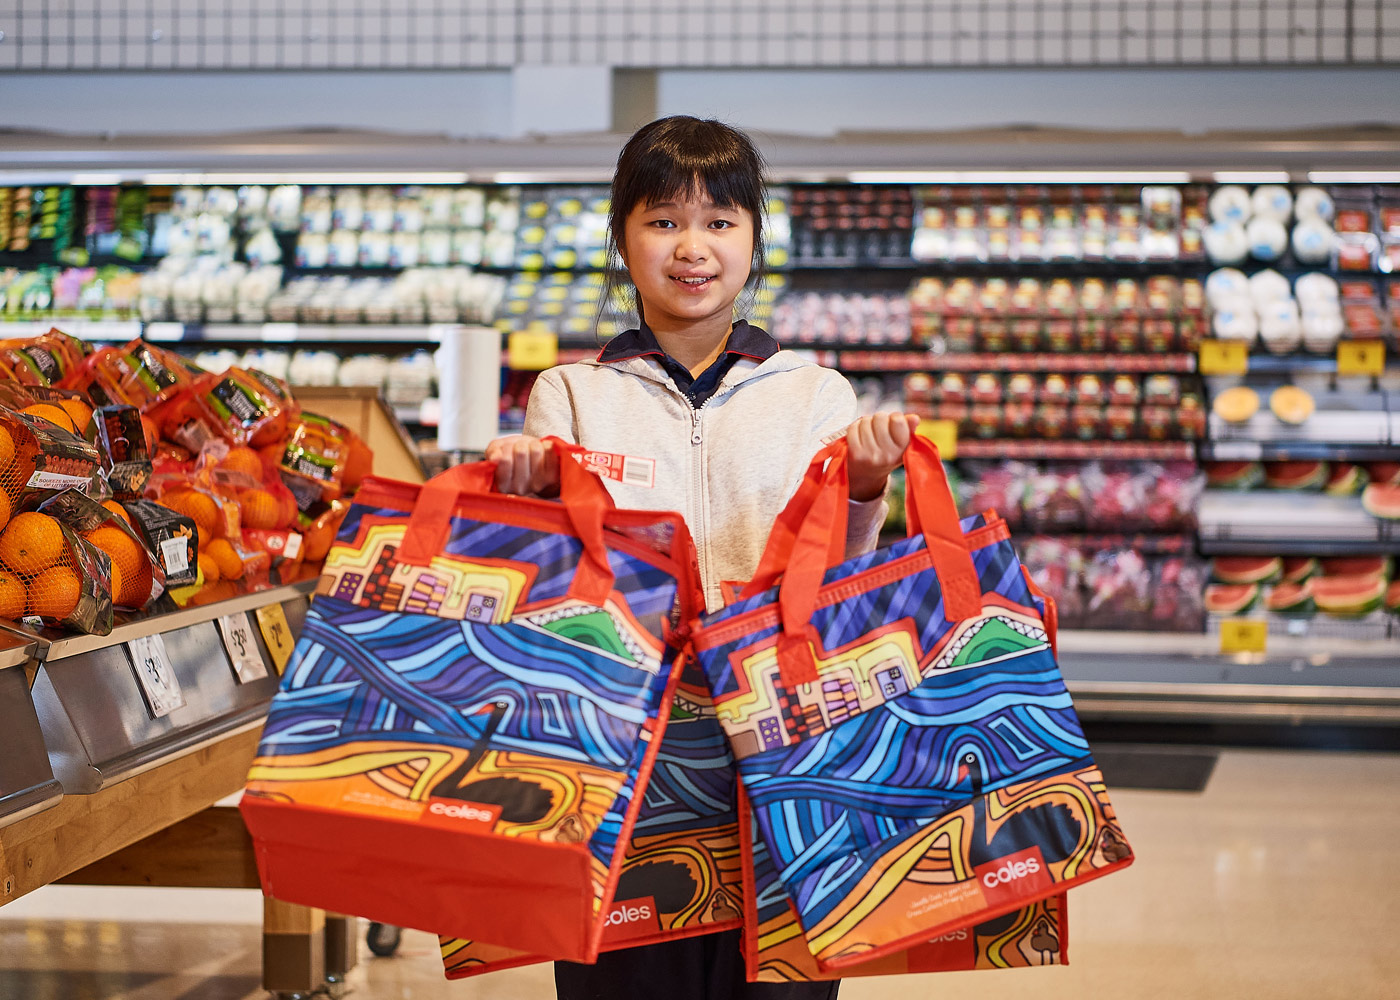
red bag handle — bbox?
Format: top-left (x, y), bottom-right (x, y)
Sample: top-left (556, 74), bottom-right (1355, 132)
top-left (398, 437), bottom-right (616, 606)
top-left (767, 434), bottom-right (983, 688)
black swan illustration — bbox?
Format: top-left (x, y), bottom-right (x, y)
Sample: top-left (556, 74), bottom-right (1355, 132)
top-left (430, 702), bottom-right (557, 824)
top-left (615, 860), bottom-right (698, 915)
top-left (958, 751), bottom-right (1083, 869)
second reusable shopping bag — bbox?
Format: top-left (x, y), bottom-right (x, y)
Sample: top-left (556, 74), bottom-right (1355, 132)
top-left (241, 440), bottom-right (701, 962)
top-left (689, 435), bottom-right (1135, 971)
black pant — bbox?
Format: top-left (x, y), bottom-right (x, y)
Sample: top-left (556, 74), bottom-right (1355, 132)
top-left (554, 929), bottom-right (840, 1000)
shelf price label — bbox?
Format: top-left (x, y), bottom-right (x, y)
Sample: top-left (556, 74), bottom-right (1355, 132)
top-left (127, 633), bottom-right (186, 719)
top-left (1198, 339), bottom-right (1250, 376)
top-left (219, 611), bottom-right (269, 684)
top-left (255, 603), bottom-right (296, 676)
top-left (1219, 619), bottom-right (1268, 656)
top-left (1336, 340), bottom-right (1386, 377)
top-left (507, 330), bottom-right (559, 371)
top-left (915, 419), bottom-right (959, 460)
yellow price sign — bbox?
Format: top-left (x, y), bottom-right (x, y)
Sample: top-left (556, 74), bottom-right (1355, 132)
top-left (507, 330), bottom-right (559, 371)
top-left (1336, 340), bottom-right (1386, 377)
top-left (1219, 618), bottom-right (1268, 655)
top-left (1198, 339), bottom-right (1250, 376)
top-left (255, 602), bottom-right (297, 676)
top-left (916, 419), bottom-right (958, 460)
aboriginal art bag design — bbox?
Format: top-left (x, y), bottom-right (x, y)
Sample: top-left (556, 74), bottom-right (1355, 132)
top-left (241, 441), bottom-right (702, 963)
top-left (438, 652), bottom-right (745, 978)
top-left (690, 436), bottom-right (1134, 973)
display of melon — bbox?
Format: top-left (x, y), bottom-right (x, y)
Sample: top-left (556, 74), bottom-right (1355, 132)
top-left (1268, 385), bottom-right (1315, 425)
top-left (1386, 580), bottom-right (1400, 615)
top-left (1323, 463), bottom-right (1367, 496)
top-left (1318, 556), bottom-right (1392, 581)
top-left (1204, 582), bottom-right (1262, 616)
top-left (1212, 386), bottom-right (1260, 424)
top-left (1205, 460), bottom-right (1265, 490)
top-left (1364, 462), bottom-right (1400, 487)
top-left (1265, 581), bottom-right (1315, 616)
top-left (1211, 556), bottom-right (1283, 585)
top-left (1311, 574), bottom-right (1388, 618)
top-left (1263, 460), bottom-right (1329, 490)
top-left (1281, 556), bottom-right (1319, 583)
top-left (1360, 482), bottom-right (1400, 520)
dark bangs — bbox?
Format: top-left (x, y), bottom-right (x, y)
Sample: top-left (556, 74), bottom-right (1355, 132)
top-left (601, 116), bottom-right (769, 334)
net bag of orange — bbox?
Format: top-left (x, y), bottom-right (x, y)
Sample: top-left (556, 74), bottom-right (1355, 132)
top-left (89, 405), bottom-right (153, 499)
top-left (121, 498), bottom-right (198, 597)
top-left (36, 489), bottom-right (168, 611)
top-left (0, 328), bottom-right (90, 387)
top-left (0, 407), bottom-right (102, 508)
top-left (199, 441), bottom-right (297, 531)
top-left (277, 412), bottom-right (371, 510)
top-left (69, 339), bottom-right (202, 410)
top-left (0, 506), bottom-right (112, 633)
top-left (188, 367), bottom-right (297, 449)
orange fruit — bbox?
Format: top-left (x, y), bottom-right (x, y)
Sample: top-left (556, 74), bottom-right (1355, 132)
top-left (0, 490), bottom-right (11, 534)
top-left (0, 569), bottom-right (24, 619)
top-left (219, 446), bottom-right (265, 482)
top-left (277, 490), bottom-right (297, 529)
top-left (57, 398), bottom-right (93, 434)
top-left (241, 489), bottom-right (281, 530)
top-left (120, 560), bottom-right (152, 608)
top-left (198, 551), bottom-right (221, 583)
top-left (0, 425), bottom-right (14, 469)
top-left (20, 403), bottom-right (78, 434)
top-left (162, 489), bottom-right (220, 537)
top-left (107, 558), bottom-right (125, 606)
top-left (102, 500), bottom-right (132, 525)
top-left (28, 564), bottom-right (80, 620)
top-left (0, 513), bottom-right (65, 575)
top-left (82, 525), bottom-right (147, 595)
top-left (206, 537), bottom-right (244, 580)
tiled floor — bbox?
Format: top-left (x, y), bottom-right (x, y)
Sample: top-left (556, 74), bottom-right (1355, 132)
top-left (2, 748), bottom-right (1398, 1000)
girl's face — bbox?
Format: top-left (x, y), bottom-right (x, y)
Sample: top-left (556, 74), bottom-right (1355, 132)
top-left (620, 192), bottom-right (755, 333)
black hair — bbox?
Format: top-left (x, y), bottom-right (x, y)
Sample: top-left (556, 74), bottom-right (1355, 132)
top-left (599, 116), bottom-right (768, 335)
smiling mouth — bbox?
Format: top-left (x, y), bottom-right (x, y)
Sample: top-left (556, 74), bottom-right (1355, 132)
top-left (671, 275), bottom-right (714, 287)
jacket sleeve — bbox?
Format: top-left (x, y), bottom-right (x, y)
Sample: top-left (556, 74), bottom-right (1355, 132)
top-left (809, 370), bottom-right (888, 559)
top-left (521, 369), bottom-right (578, 443)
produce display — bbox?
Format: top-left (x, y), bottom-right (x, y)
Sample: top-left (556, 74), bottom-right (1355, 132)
top-left (1206, 555), bottom-right (1398, 625)
top-left (1021, 537), bottom-right (1207, 632)
top-left (1205, 459), bottom-right (1399, 497)
top-left (769, 292), bottom-right (912, 345)
top-left (0, 327), bottom-right (368, 633)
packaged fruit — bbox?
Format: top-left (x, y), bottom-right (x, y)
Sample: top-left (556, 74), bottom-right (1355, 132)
top-left (277, 412), bottom-right (358, 507)
top-left (89, 405), bottom-right (153, 499)
top-left (73, 339), bottom-right (202, 409)
top-left (0, 407), bottom-right (102, 498)
top-left (37, 489), bottom-right (166, 610)
top-left (189, 367), bottom-right (295, 448)
top-left (0, 507), bottom-right (113, 633)
top-left (122, 499), bottom-right (199, 591)
top-left (0, 329), bottom-right (89, 387)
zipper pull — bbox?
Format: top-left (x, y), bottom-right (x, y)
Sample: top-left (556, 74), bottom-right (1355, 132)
top-left (691, 409), bottom-right (703, 445)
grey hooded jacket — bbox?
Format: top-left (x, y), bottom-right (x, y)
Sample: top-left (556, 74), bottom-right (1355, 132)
top-left (522, 350), bottom-right (887, 613)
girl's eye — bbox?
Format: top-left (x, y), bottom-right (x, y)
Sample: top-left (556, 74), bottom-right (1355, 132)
top-left (710, 220), bottom-right (734, 230)
top-left (650, 219), bottom-right (675, 228)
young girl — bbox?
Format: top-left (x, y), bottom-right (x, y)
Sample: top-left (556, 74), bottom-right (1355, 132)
top-left (486, 115), bottom-right (918, 1000)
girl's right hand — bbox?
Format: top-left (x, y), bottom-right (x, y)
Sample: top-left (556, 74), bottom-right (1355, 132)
top-left (483, 435), bottom-right (561, 496)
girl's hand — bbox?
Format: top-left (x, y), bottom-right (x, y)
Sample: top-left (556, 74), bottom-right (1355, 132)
top-left (484, 435), bottom-right (561, 496)
top-left (846, 413), bottom-right (921, 502)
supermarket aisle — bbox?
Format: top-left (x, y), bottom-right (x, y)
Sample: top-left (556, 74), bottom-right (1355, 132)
top-left (1, 748), bottom-right (1398, 1000)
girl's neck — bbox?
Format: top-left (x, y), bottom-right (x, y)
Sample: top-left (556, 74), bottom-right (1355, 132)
top-left (646, 312), bottom-right (734, 377)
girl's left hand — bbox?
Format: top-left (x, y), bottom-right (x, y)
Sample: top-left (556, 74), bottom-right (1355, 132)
top-left (846, 412), bottom-right (921, 502)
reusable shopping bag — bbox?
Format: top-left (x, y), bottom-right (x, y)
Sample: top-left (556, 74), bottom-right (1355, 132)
top-left (689, 435), bottom-right (1134, 972)
top-left (439, 650), bottom-right (745, 976)
top-left (241, 440), bottom-right (702, 962)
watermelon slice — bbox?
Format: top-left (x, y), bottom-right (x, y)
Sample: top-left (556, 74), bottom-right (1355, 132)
top-left (1363, 462), bottom-right (1400, 487)
top-left (1312, 574), bottom-right (1387, 618)
top-left (1205, 461), bottom-right (1264, 490)
top-left (1211, 556), bottom-right (1283, 585)
top-left (1324, 463), bottom-right (1367, 496)
top-left (1282, 557), bottom-right (1319, 583)
top-left (1265, 581), bottom-right (1315, 616)
top-left (1361, 482), bottom-right (1400, 520)
top-left (1318, 556), bottom-right (1392, 581)
top-left (1386, 580), bottom-right (1400, 614)
top-left (1263, 460), bottom-right (1329, 490)
top-left (1204, 583), bottom-right (1261, 615)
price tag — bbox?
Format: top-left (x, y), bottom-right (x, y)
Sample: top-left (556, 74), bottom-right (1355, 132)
top-left (1219, 619), bottom-right (1268, 655)
top-left (507, 330), bottom-right (559, 371)
top-left (1198, 339), bottom-right (1250, 376)
top-left (916, 419), bottom-right (959, 460)
top-left (1336, 340), bottom-right (1386, 376)
top-left (255, 602), bottom-right (296, 675)
top-left (218, 611), bottom-right (269, 684)
top-left (127, 633), bottom-right (186, 718)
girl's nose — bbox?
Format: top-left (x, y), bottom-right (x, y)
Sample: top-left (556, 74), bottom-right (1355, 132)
top-left (676, 230), bottom-right (707, 262)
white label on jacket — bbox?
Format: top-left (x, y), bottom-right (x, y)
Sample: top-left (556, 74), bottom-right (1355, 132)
top-left (574, 450), bottom-right (656, 489)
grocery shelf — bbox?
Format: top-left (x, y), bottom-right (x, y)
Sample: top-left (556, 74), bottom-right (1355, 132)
top-left (157, 322), bottom-right (458, 344)
top-left (0, 630), bottom-right (61, 829)
top-left (0, 319), bottom-right (142, 342)
top-left (1059, 628), bottom-right (1400, 725)
top-left (1013, 533), bottom-right (1194, 554)
top-left (25, 581), bottom-right (314, 794)
top-left (1235, 354), bottom-right (1400, 376)
top-left (882, 351), bottom-right (1197, 374)
top-left (1200, 441), bottom-right (1400, 463)
top-left (1197, 489), bottom-right (1400, 553)
top-left (1207, 395), bottom-right (1391, 448)
top-left (956, 439), bottom-right (1196, 460)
